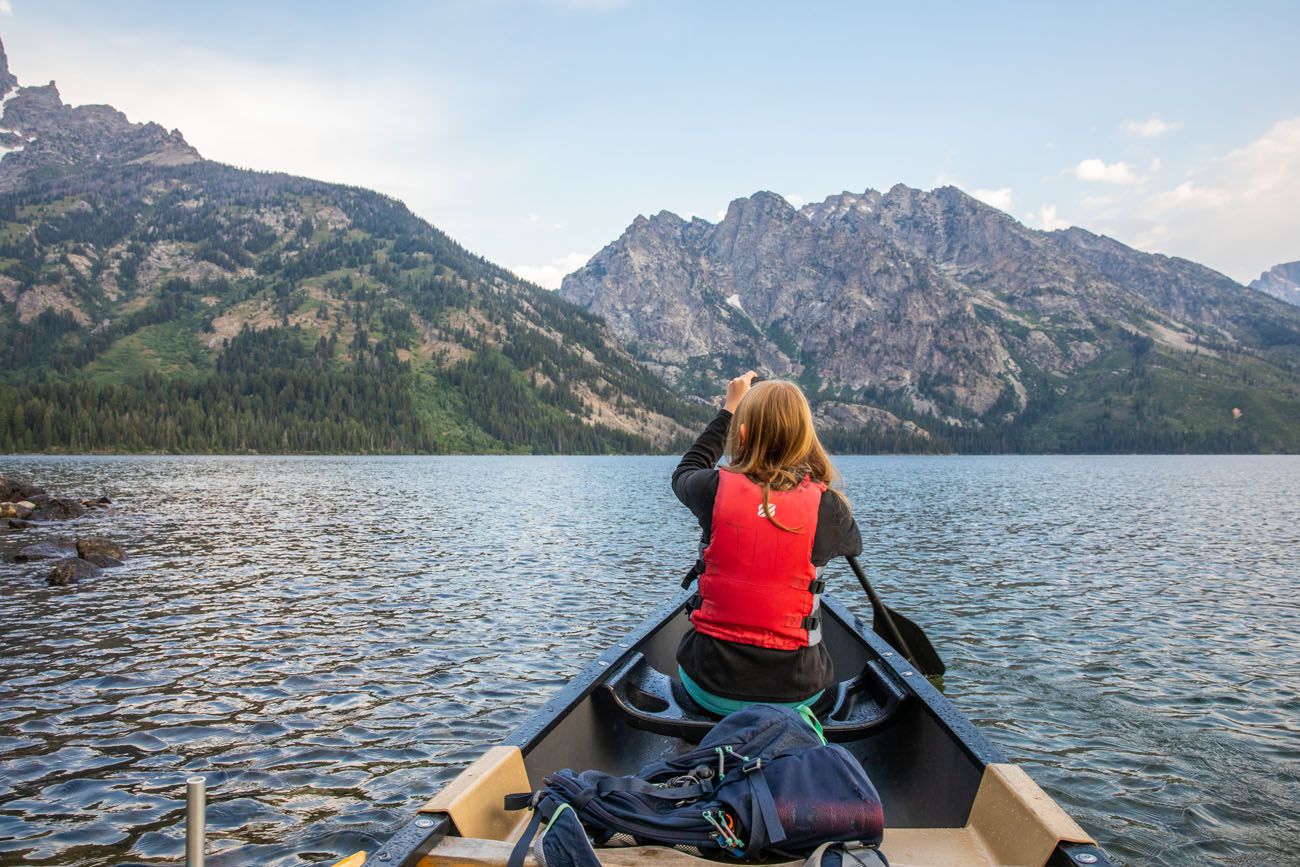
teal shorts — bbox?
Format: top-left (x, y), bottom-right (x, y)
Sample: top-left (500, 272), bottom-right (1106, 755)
top-left (677, 666), bottom-right (824, 716)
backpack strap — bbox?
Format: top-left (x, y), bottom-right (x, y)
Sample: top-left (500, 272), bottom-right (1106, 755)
top-left (507, 808), bottom-right (546, 867)
top-left (587, 774), bottom-right (714, 801)
top-left (742, 759), bottom-right (787, 847)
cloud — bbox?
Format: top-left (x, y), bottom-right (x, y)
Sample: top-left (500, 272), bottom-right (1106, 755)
top-left (1032, 204), bottom-right (1069, 231)
top-left (1074, 158), bottom-right (1140, 184)
top-left (1122, 117), bottom-right (1182, 138)
top-left (1118, 117), bottom-right (1300, 281)
top-left (0, 1), bottom-right (11, 16)
top-left (1147, 180), bottom-right (1230, 209)
top-left (971, 186), bottom-right (1013, 212)
top-left (511, 251), bottom-right (592, 290)
top-left (5, 29), bottom-right (501, 227)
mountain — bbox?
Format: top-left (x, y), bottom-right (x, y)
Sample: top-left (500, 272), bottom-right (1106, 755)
top-left (0, 38), bottom-right (707, 454)
top-left (1250, 261), bottom-right (1300, 307)
top-left (561, 186), bottom-right (1300, 453)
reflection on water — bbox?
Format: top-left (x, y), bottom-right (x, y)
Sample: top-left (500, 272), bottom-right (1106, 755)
top-left (0, 455), bottom-right (1297, 866)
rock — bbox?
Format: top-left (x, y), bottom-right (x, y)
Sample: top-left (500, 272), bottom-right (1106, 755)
top-left (559, 184), bottom-right (1300, 428)
top-left (6, 518), bottom-right (33, 529)
top-left (13, 537), bottom-right (76, 562)
top-left (80, 495), bottom-right (113, 508)
top-left (0, 476), bottom-right (45, 502)
top-left (77, 537), bottom-right (125, 563)
top-left (1250, 261), bottom-right (1300, 307)
top-left (47, 557), bottom-right (100, 586)
top-left (26, 495), bottom-right (86, 522)
top-left (81, 553), bottom-right (124, 568)
top-left (0, 501), bottom-right (33, 519)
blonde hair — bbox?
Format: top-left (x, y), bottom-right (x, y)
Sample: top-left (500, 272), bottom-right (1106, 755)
top-left (724, 380), bottom-right (844, 532)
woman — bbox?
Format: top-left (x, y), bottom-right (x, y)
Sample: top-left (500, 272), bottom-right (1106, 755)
top-left (673, 371), bottom-right (862, 715)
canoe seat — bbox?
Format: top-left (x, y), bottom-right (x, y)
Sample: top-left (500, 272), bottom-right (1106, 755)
top-left (598, 652), bottom-right (906, 742)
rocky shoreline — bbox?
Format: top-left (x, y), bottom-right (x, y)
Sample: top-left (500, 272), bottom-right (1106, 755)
top-left (1, 475), bottom-right (125, 585)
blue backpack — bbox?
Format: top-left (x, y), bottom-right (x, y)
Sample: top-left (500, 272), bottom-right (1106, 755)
top-left (506, 704), bottom-right (886, 866)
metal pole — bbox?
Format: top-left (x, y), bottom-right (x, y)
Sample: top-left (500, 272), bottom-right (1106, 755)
top-left (186, 776), bottom-right (205, 867)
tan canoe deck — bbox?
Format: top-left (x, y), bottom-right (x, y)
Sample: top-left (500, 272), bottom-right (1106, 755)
top-left (414, 745), bottom-right (1095, 867)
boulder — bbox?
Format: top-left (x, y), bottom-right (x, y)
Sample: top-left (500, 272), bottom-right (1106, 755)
top-left (48, 557), bottom-right (100, 586)
top-left (0, 501), bottom-right (34, 519)
top-left (6, 518), bottom-right (33, 529)
top-left (13, 537), bottom-right (76, 562)
top-left (27, 495), bottom-right (86, 522)
top-left (75, 535), bottom-right (124, 564)
top-left (80, 495), bottom-right (113, 508)
top-left (0, 476), bottom-right (45, 502)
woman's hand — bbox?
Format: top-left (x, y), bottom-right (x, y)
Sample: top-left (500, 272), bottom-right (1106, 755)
top-left (724, 370), bottom-right (758, 414)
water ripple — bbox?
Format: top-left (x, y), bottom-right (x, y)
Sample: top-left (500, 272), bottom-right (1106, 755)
top-left (1, 454), bottom-right (1297, 866)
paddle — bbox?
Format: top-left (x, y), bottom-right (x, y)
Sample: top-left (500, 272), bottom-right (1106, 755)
top-left (845, 555), bottom-right (945, 678)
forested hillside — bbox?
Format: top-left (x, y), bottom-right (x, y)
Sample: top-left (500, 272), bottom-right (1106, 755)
top-left (0, 41), bottom-right (708, 454)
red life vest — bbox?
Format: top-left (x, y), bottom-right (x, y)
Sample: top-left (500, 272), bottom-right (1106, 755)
top-left (690, 470), bottom-right (826, 651)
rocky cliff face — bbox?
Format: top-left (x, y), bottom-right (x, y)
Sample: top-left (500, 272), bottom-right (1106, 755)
top-left (0, 46), bottom-right (199, 192)
top-left (561, 185), bottom-right (1300, 450)
top-left (1250, 261), bottom-right (1300, 307)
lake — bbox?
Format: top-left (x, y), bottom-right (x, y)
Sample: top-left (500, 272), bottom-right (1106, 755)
top-left (1, 455), bottom-right (1297, 866)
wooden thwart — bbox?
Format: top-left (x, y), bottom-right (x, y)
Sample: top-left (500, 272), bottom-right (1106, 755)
top-left (421, 746), bottom-right (531, 842)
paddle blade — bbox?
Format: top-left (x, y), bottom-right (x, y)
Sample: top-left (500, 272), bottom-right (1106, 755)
top-left (330, 853), bottom-right (366, 867)
top-left (873, 605), bottom-right (946, 677)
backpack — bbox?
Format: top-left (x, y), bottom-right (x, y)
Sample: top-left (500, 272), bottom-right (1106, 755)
top-left (506, 704), bottom-right (886, 866)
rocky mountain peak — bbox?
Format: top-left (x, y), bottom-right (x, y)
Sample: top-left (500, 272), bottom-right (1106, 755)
top-left (0, 42), bottom-right (200, 192)
top-left (0, 38), bottom-right (17, 97)
top-left (561, 181), bottom-right (1300, 450)
top-left (1250, 260), bottom-right (1300, 306)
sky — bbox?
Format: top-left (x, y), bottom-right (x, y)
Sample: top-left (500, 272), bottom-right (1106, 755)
top-left (2, 1), bottom-right (1299, 287)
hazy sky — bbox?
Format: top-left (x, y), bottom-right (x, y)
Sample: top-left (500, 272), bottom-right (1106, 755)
top-left (3, 1), bottom-right (1299, 287)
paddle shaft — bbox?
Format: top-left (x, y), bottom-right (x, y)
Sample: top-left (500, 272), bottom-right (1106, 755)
top-left (845, 555), bottom-right (919, 666)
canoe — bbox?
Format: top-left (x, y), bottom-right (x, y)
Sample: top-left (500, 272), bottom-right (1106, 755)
top-left (350, 590), bottom-right (1113, 867)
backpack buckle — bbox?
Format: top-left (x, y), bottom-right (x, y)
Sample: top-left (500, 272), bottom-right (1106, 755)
top-left (742, 758), bottom-right (764, 774)
top-left (808, 578), bottom-right (826, 594)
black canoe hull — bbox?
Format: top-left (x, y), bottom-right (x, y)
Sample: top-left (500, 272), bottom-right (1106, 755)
top-left (507, 591), bottom-right (997, 829)
top-left (362, 591), bottom-right (1113, 867)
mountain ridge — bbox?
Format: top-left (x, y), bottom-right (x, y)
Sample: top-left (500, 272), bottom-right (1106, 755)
top-left (560, 185), bottom-right (1300, 452)
top-left (1250, 261), bottom-right (1300, 307)
top-left (0, 36), bottom-right (707, 455)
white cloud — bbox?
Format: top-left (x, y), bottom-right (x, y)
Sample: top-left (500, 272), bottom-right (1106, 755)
top-left (971, 186), bottom-right (1013, 212)
top-left (511, 251), bottom-right (591, 290)
top-left (1149, 157), bottom-right (1162, 173)
top-left (1118, 117), bottom-right (1300, 281)
top-left (0, 1), bottom-right (12, 16)
top-left (1147, 180), bottom-right (1230, 209)
top-left (1123, 117), bottom-right (1182, 138)
top-left (4, 31), bottom-right (499, 222)
top-left (1032, 204), bottom-right (1069, 231)
top-left (1074, 158), bottom-right (1140, 184)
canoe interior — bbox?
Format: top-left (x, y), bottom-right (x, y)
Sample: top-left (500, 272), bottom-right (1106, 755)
top-left (369, 591), bottom-right (1110, 867)
top-left (509, 594), bottom-right (996, 829)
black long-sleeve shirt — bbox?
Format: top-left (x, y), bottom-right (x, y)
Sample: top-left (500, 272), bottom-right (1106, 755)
top-left (672, 409), bottom-right (862, 702)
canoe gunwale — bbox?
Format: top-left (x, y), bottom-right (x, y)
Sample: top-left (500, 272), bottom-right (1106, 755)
top-left (365, 589), bottom-right (1116, 866)
top-left (503, 590), bottom-right (696, 755)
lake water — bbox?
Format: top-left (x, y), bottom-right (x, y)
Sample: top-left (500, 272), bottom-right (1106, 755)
top-left (0, 455), bottom-right (1297, 866)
